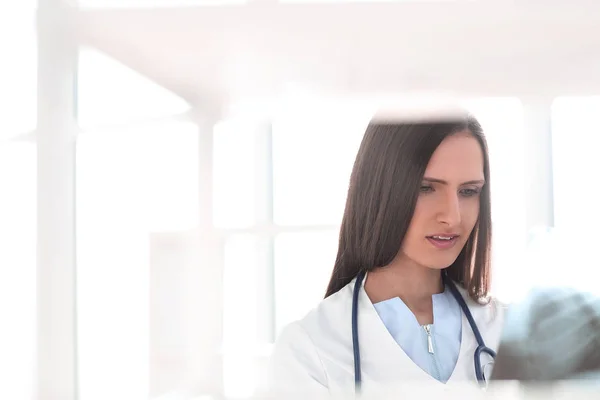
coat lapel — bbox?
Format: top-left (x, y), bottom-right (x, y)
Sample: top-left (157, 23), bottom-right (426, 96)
top-left (332, 274), bottom-right (504, 394)
top-left (350, 275), bottom-right (446, 386)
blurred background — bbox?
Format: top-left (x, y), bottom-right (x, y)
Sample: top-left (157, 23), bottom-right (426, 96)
top-left (2, 0), bottom-right (600, 399)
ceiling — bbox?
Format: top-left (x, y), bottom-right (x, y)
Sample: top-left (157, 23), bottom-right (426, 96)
top-left (72, 1), bottom-right (600, 111)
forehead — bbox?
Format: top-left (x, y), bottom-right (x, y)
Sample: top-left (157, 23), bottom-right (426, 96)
top-left (425, 131), bottom-right (484, 180)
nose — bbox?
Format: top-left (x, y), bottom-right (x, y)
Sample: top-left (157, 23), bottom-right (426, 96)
top-left (437, 193), bottom-right (461, 227)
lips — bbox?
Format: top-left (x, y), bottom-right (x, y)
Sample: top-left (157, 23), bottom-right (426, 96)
top-left (426, 234), bottom-right (459, 249)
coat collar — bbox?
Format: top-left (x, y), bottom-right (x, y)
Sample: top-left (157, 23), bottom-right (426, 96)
top-left (342, 272), bottom-right (494, 387)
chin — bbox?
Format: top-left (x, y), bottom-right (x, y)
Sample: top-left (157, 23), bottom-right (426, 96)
top-left (424, 263), bottom-right (452, 271)
top-left (422, 256), bottom-right (460, 271)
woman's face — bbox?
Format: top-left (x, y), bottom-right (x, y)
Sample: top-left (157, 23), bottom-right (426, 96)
top-left (399, 131), bottom-right (485, 270)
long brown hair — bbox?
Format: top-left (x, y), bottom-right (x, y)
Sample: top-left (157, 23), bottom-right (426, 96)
top-left (325, 114), bottom-right (492, 302)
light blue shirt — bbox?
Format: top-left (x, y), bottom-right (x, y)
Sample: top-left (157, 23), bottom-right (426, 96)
top-left (373, 285), bottom-right (462, 382)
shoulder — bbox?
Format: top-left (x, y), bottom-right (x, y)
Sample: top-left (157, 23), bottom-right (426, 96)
top-left (486, 295), bottom-right (509, 324)
top-left (454, 287), bottom-right (507, 355)
top-left (267, 320), bottom-right (328, 395)
top-left (270, 320), bottom-right (323, 371)
top-left (455, 283), bottom-right (508, 326)
top-left (268, 284), bottom-right (354, 394)
top-left (474, 296), bottom-right (507, 345)
top-left (296, 281), bottom-right (354, 342)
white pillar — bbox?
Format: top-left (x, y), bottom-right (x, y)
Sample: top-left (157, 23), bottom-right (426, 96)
top-left (190, 108), bottom-right (225, 397)
top-left (252, 122), bottom-right (276, 395)
top-left (253, 122), bottom-right (275, 345)
top-left (522, 97), bottom-right (555, 238)
top-left (36, 2), bottom-right (78, 400)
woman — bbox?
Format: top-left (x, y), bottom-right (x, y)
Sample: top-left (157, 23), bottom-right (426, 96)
top-left (267, 111), bottom-right (505, 397)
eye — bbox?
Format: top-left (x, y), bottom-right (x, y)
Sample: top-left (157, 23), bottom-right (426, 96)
top-left (420, 185), bottom-right (434, 193)
top-left (460, 187), bottom-right (481, 197)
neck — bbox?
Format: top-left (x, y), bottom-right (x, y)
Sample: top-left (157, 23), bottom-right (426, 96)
top-left (365, 254), bottom-right (444, 310)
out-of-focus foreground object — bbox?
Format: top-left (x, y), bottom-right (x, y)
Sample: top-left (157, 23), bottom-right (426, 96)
top-left (491, 286), bottom-right (600, 382)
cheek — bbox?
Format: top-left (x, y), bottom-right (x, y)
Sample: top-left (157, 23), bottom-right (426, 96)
top-left (461, 201), bottom-right (480, 230)
top-left (402, 205), bottom-right (429, 243)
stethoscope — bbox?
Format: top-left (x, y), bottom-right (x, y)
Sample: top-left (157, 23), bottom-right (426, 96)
top-left (351, 269), bottom-right (496, 392)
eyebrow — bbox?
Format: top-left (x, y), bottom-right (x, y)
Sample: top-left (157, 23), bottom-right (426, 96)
top-left (423, 177), bottom-right (486, 185)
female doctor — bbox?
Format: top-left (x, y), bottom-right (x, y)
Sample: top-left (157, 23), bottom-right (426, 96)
top-left (267, 112), bottom-right (505, 397)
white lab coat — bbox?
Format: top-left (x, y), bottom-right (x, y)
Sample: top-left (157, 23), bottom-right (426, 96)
top-left (267, 275), bottom-right (506, 398)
